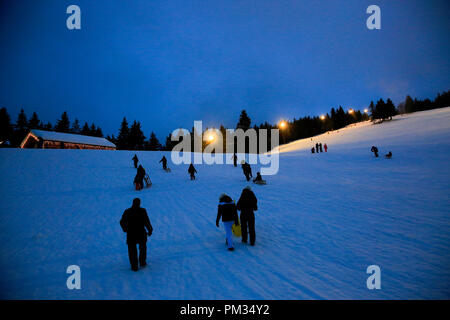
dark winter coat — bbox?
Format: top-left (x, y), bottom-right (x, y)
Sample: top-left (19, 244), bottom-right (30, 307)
top-left (188, 164), bottom-right (197, 174)
top-left (237, 189), bottom-right (258, 216)
top-left (216, 195), bottom-right (239, 226)
top-left (134, 165), bottom-right (146, 183)
top-left (120, 205), bottom-right (153, 244)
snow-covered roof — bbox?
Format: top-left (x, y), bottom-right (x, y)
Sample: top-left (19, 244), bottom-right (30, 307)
top-left (28, 129), bottom-right (116, 148)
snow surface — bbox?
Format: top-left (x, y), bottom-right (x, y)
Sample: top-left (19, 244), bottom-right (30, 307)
top-left (0, 108), bottom-right (449, 299)
top-left (28, 129), bottom-right (116, 148)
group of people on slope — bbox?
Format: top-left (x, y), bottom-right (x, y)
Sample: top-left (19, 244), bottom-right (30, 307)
top-left (119, 186), bottom-right (259, 271)
top-left (371, 146), bottom-right (392, 159)
top-left (311, 142), bottom-right (327, 154)
top-left (132, 155), bottom-right (173, 190)
top-left (216, 186), bottom-right (258, 251)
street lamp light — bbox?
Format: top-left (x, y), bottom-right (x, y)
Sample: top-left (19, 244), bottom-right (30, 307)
top-left (364, 108), bottom-right (369, 114)
top-left (320, 115), bottom-right (326, 120)
top-left (279, 120), bottom-right (287, 129)
top-left (348, 108), bottom-right (354, 114)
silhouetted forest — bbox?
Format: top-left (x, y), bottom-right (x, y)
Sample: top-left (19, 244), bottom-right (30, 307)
top-left (1, 90), bottom-right (448, 150)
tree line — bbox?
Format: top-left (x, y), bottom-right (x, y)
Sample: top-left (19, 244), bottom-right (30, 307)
top-left (1, 90), bottom-right (448, 150)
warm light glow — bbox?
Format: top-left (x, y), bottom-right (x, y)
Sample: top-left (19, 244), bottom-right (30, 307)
top-left (320, 115), bottom-right (325, 120)
top-left (348, 109), bottom-right (354, 114)
top-left (279, 121), bottom-right (287, 129)
top-left (208, 134), bottom-right (215, 142)
top-left (364, 108), bottom-right (369, 113)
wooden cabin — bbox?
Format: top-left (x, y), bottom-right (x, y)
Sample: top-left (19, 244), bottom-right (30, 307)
top-left (20, 130), bottom-right (116, 150)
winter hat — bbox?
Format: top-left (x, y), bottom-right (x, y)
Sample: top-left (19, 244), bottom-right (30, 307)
top-left (219, 193), bottom-right (228, 200)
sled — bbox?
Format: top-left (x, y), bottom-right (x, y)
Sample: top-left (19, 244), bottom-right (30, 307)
top-left (232, 219), bottom-right (241, 237)
top-left (144, 174), bottom-right (152, 188)
top-left (164, 167), bottom-right (171, 173)
top-left (254, 180), bottom-right (267, 185)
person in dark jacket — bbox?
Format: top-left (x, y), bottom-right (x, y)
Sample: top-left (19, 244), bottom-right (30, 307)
top-left (188, 163), bottom-right (197, 180)
top-left (216, 194), bottom-right (239, 251)
top-left (132, 154), bottom-right (139, 169)
top-left (319, 143), bottom-right (323, 153)
top-left (315, 143), bottom-right (319, 153)
top-left (120, 198), bottom-right (153, 271)
top-left (232, 153), bottom-right (238, 167)
top-left (134, 165), bottom-right (146, 190)
top-left (241, 161), bottom-right (252, 181)
top-left (159, 156), bottom-right (168, 170)
top-left (311, 147), bottom-right (315, 154)
top-left (237, 186), bottom-right (258, 246)
top-left (371, 146), bottom-right (379, 157)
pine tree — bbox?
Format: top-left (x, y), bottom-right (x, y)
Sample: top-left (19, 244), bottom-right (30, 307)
top-left (404, 95), bottom-right (414, 114)
top-left (146, 132), bottom-right (162, 151)
top-left (116, 117), bottom-right (130, 150)
top-left (236, 110), bottom-right (251, 131)
top-left (43, 122), bottom-right (53, 130)
top-left (94, 126), bottom-right (103, 137)
top-left (55, 111), bottom-right (71, 133)
top-left (81, 122), bottom-right (91, 135)
top-left (129, 121), bottom-right (146, 150)
top-left (0, 108), bottom-right (13, 146)
top-left (28, 112), bottom-right (41, 129)
top-left (71, 118), bottom-right (81, 133)
top-left (90, 123), bottom-right (97, 136)
top-left (385, 99), bottom-right (396, 120)
top-left (13, 109), bottom-right (29, 146)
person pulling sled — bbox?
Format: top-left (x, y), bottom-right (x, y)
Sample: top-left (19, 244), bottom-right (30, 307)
top-left (188, 163), bottom-right (197, 180)
top-left (159, 156), bottom-right (170, 172)
top-left (241, 161), bottom-right (252, 181)
top-left (134, 164), bottom-right (147, 190)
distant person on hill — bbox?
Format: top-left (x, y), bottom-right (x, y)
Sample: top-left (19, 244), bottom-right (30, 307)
top-left (324, 144), bottom-right (328, 152)
top-left (134, 165), bottom-right (146, 190)
top-left (120, 198), bottom-right (153, 271)
top-left (188, 163), bottom-right (197, 180)
top-left (216, 194), bottom-right (239, 251)
top-left (371, 146), bottom-right (379, 158)
top-left (159, 156), bottom-right (168, 170)
top-left (311, 147), bottom-right (315, 154)
top-left (315, 143), bottom-right (319, 153)
top-left (319, 143), bottom-right (323, 153)
top-left (237, 186), bottom-right (258, 246)
top-left (253, 172), bottom-right (262, 183)
top-left (232, 153), bottom-right (238, 167)
top-left (132, 154), bottom-right (139, 169)
top-left (385, 151), bottom-right (392, 159)
top-left (241, 161), bottom-right (253, 181)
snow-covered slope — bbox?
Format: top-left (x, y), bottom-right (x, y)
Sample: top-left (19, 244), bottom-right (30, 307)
top-left (0, 108), bottom-right (449, 299)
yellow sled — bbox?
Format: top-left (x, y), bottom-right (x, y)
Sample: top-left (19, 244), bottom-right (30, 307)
top-left (232, 219), bottom-right (241, 237)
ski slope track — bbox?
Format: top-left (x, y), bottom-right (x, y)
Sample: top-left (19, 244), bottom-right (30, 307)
top-left (0, 108), bottom-right (449, 299)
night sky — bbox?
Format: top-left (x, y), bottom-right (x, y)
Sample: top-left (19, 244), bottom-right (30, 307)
top-left (0, 0), bottom-right (449, 140)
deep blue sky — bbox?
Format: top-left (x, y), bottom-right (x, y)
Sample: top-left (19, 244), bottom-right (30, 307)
top-left (0, 0), bottom-right (449, 140)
